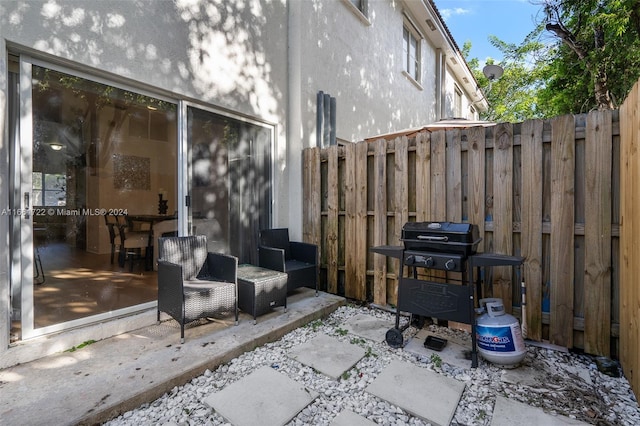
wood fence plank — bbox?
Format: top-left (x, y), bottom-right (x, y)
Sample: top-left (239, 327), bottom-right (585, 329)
top-left (431, 131), bottom-right (447, 220)
top-left (391, 137), bottom-right (409, 303)
top-left (447, 129), bottom-right (462, 222)
top-left (327, 145), bottom-right (339, 294)
top-left (373, 139), bottom-right (388, 304)
top-left (306, 148), bottom-right (322, 246)
top-left (467, 126), bottom-right (486, 252)
top-left (430, 130), bottom-right (448, 286)
top-left (415, 132), bottom-right (431, 222)
top-left (550, 114), bottom-right (576, 348)
top-left (344, 142), bottom-right (357, 299)
top-left (395, 137), bottom-right (409, 240)
top-left (619, 82), bottom-right (640, 397)
top-left (584, 109), bottom-right (613, 356)
top-left (521, 119), bottom-right (544, 341)
top-left (446, 129), bottom-right (467, 330)
top-left (493, 123), bottom-right (514, 312)
top-left (633, 91), bottom-right (640, 400)
top-left (355, 141), bottom-right (368, 301)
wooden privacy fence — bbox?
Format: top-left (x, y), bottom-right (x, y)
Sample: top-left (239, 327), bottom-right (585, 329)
top-left (302, 111), bottom-right (619, 358)
top-left (619, 81), bottom-right (640, 399)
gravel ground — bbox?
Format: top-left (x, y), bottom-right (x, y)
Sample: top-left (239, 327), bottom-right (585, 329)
top-left (105, 304), bottom-right (640, 426)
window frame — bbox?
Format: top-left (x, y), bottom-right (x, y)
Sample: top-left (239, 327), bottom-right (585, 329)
top-left (454, 84), bottom-right (463, 118)
top-left (341, 0), bottom-right (370, 25)
top-left (32, 171), bottom-right (66, 207)
top-left (402, 19), bottom-right (422, 86)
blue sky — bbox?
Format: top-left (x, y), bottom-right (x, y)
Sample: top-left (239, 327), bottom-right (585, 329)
top-left (436, 0), bottom-right (544, 63)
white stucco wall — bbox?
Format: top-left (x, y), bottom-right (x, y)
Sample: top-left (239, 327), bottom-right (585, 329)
top-left (296, 0), bottom-right (444, 145)
top-left (0, 1), bottom-right (292, 227)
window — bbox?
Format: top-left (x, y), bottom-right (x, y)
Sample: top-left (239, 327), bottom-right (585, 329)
top-left (454, 85), bottom-right (463, 117)
top-left (403, 24), bottom-right (420, 82)
top-left (33, 172), bottom-right (66, 206)
top-left (188, 106), bottom-right (272, 264)
top-left (342, 0), bottom-right (370, 24)
top-left (349, 0), bottom-right (367, 15)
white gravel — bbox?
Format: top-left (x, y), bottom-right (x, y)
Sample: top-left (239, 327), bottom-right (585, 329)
top-left (105, 304), bottom-right (640, 426)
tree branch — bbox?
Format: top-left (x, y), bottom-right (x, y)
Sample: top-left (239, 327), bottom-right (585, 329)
top-left (545, 22), bottom-right (587, 59)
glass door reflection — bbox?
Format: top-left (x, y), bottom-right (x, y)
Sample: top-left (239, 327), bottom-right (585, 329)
top-left (12, 58), bottom-right (178, 340)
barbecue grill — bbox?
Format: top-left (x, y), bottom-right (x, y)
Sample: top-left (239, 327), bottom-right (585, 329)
top-left (371, 221), bottom-right (524, 368)
top-left (372, 221), bottom-right (482, 365)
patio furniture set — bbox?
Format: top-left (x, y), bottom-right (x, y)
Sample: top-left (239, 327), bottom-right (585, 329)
top-left (157, 228), bottom-right (318, 343)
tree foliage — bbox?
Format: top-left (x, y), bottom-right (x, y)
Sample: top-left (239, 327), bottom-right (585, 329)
top-left (464, 35), bottom-right (549, 122)
top-left (465, 0), bottom-right (640, 120)
top-left (538, 0), bottom-right (640, 114)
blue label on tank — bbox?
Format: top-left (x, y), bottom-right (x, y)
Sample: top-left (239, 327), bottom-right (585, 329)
top-left (476, 325), bottom-right (516, 352)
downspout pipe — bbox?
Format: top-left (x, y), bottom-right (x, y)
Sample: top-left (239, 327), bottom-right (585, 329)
top-left (329, 96), bottom-right (336, 146)
top-left (323, 93), bottom-right (330, 147)
top-left (316, 91), bottom-right (324, 148)
top-left (435, 49), bottom-right (445, 121)
top-left (287, 0), bottom-right (303, 238)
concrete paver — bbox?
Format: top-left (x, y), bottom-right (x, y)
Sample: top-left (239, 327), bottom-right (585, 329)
top-left (366, 359), bottom-right (465, 426)
top-left (203, 366), bottom-right (318, 426)
top-left (288, 333), bottom-right (366, 379)
top-left (330, 409), bottom-right (377, 426)
top-left (340, 313), bottom-right (394, 342)
top-left (490, 396), bottom-right (591, 426)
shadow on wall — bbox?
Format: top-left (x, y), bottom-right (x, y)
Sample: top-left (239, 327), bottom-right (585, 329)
top-left (2, 0), bottom-right (286, 122)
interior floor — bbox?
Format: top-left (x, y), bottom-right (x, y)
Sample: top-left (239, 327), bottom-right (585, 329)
top-left (11, 241), bottom-right (157, 342)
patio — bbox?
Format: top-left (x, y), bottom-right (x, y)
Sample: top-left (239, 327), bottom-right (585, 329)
top-left (1, 288), bottom-right (638, 425)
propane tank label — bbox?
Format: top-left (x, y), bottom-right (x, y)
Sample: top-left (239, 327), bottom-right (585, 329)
top-left (476, 324), bottom-right (525, 353)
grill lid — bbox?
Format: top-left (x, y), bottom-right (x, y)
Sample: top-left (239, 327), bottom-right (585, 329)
top-left (401, 221), bottom-right (481, 255)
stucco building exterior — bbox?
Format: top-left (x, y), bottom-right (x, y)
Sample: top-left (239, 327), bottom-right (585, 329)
top-left (0, 0), bottom-right (484, 367)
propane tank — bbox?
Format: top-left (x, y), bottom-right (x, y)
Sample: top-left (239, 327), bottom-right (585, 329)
top-left (476, 298), bottom-right (526, 366)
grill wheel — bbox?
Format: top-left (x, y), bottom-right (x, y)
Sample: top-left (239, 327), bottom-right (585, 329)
top-left (385, 327), bottom-right (404, 348)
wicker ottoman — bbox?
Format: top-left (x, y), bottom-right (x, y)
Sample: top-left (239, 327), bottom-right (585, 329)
top-left (237, 264), bottom-right (288, 324)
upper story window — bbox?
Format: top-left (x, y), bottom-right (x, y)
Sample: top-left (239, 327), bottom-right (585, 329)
top-left (403, 23), bottom-right (421, 82)
top-left (342, 0), bottom-right (370, 24)
top-left (350, 0), bottom-right (367, 15)
top-left (454, 85), bottom-right (463, 117)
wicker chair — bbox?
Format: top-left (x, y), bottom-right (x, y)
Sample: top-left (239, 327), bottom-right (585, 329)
top-left (258, 228), bottom-right (318, 295)
top-left (157, 235), bottom-right (238, 343)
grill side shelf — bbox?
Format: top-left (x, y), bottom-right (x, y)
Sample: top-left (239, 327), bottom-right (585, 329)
top-left (469, 253), bottom-right (524, 267)
top-left (369, 245), bottom-right (404, 259)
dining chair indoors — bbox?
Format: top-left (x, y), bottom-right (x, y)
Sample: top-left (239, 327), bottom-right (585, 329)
top-left (114, 215), bottom-right (153, 271)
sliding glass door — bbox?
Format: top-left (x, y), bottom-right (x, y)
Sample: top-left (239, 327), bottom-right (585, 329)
top-left (9, 56), bottom-right (273, 342)
top-left (187, 106), bottom-right (272, 264)
top-left (12, 57), bottom-right (178, 340)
